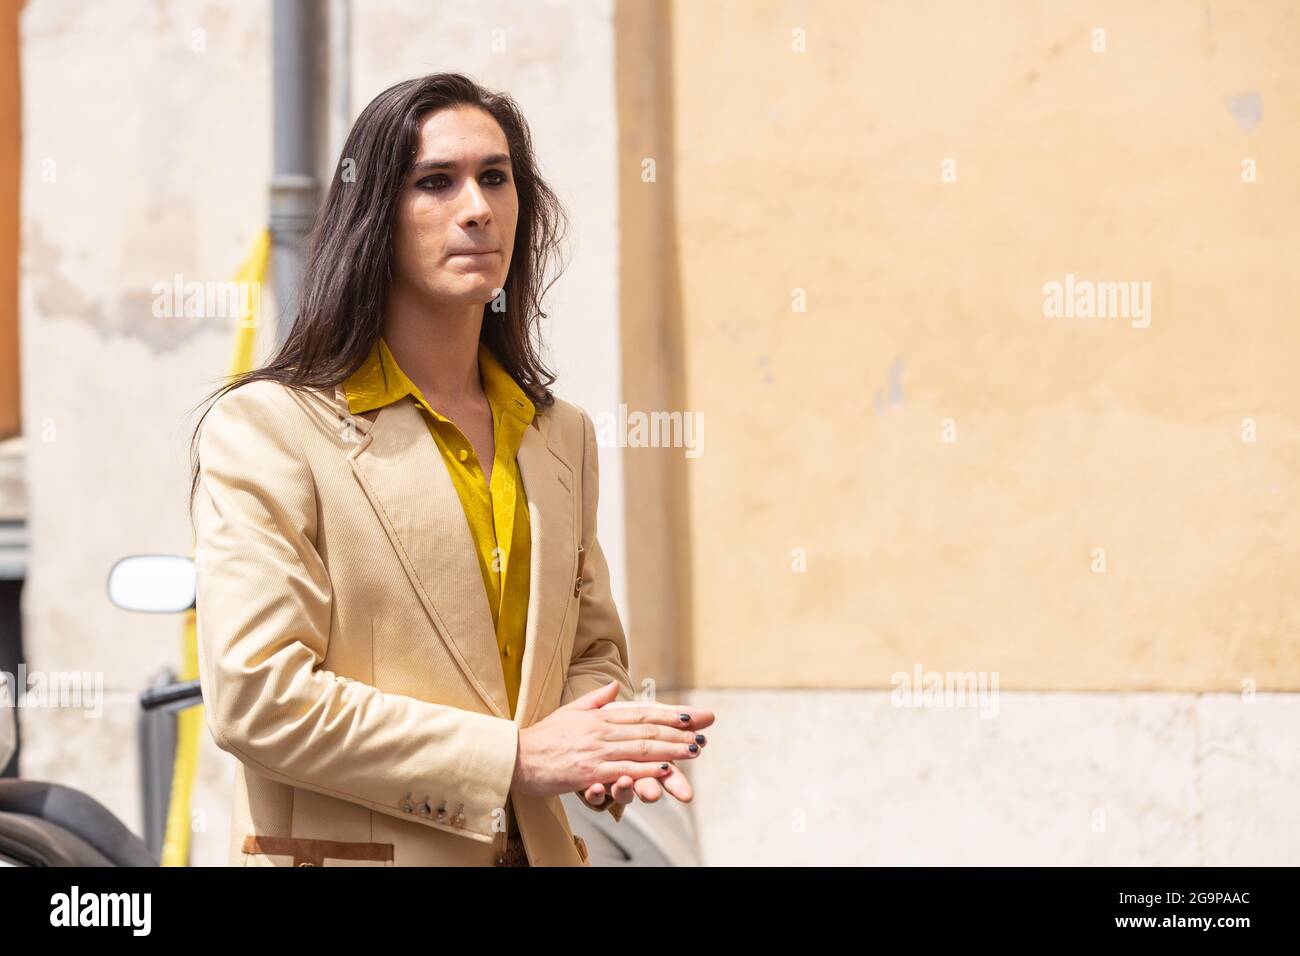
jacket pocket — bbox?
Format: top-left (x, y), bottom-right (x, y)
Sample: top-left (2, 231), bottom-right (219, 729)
top-left (240, 834), bottom-right (395, 867)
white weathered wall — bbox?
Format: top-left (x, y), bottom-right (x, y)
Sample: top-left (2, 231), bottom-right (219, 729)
top-left (683, 689), bottom-right (1300, 865)
top-left (19, 0), bottom-right (271, 860)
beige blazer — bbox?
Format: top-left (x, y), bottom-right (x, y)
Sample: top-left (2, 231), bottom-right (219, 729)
top-left (191, 375), bottom-right (634, 867)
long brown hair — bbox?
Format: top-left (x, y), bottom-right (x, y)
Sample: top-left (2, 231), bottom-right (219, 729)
top-left (186, 72), bottom-right (567, 520)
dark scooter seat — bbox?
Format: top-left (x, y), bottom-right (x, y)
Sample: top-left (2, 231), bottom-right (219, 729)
top-left (0, 780), bottom-right (158, 866)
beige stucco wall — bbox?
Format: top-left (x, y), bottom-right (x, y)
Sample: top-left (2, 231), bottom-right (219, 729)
top-left (612, 0), bottom-right (1300, 865)
top-left (632, 0), bottom-right (1300, 693)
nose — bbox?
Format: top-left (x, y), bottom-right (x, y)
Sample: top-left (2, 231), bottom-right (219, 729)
top-left (458, 177), bottom-right (491, 229)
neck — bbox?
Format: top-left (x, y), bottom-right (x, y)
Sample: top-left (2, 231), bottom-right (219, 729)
top-left (382, 284), bottom-right (485, 407)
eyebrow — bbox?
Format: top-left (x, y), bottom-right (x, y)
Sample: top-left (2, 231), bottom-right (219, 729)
top-left (410, 153), bottom-right (512, 175)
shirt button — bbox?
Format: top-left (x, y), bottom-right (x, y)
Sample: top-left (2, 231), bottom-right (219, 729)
top-left (458, 448), bottom-right (469, 461)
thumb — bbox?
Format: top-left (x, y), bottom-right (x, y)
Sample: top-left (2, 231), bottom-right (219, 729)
top-left (570, 679), bottom-right (621, 710)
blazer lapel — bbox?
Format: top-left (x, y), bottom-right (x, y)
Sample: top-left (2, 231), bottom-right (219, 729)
top-left (335, 386), bottom-right (577, 727)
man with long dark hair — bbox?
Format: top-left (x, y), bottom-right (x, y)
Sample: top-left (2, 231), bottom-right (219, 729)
top-left (188, 73), bottom-right (713, 866)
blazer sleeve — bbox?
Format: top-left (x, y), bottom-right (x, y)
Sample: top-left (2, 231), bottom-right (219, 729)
top-left (561, 405), bottom-right (636, 822)
top-left (191, 384), bottom-right (519, 845)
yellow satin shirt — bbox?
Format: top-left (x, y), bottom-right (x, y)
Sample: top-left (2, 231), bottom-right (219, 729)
top-left (342, 336), bottom-right (536, 722)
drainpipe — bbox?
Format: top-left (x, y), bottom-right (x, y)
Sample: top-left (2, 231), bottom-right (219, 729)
top-left (270, 0), bottom-right (322, 346)
top-left (328, 0), bottom-right (351, 170)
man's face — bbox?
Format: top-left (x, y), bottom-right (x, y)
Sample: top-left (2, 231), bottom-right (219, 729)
top-left (390, 105), bottom-right (518, 307)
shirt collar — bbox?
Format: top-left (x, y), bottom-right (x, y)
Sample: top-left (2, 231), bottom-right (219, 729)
top-left (343, 336), bottom-right (536, 427)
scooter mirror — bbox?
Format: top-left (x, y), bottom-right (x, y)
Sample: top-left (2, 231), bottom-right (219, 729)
top-left (107, 554), bottom-right (197, 613)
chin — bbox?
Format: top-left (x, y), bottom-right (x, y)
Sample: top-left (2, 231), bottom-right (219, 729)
top-left (433, 278), bottom-right (501, 304)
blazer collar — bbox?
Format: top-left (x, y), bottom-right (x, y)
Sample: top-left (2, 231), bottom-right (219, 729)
top-left (331, 384), bottom-right (577, 728)
top-left (342, 336), bottom-right (537, 429)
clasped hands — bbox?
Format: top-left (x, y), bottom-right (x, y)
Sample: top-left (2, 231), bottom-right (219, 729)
top-left (511, 679), bottom-right (715, 811)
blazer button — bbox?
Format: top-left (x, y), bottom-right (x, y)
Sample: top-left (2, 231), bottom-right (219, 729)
top-left (573, 576), bottom-right (582, 597)
top-left (451, 803), bottom-right (466, 827)
top-left (298, 861), bottom-right (315, 867)
top-left (400, 791), bottom-right (415, 813)
top-left (419, 797), bottom-right (433, 817)
top-left (436, 800), bottom-right (448, 820)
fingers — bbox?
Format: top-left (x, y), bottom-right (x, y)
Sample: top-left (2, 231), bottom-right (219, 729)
top-left (608, 774), bottom-right (637, 805)
top-left (590, 707), bottom-right (710, 777)
top-left (578, 699), bottom-right (712, 803)
top-left (602, 760), bottom-right (676, 782)
top-left (600, 723), bottom-right (707, 749)
top-left (598, 736), bottom-right (700, 764)
top-left (593, 765), bottom-right (688, 804)
top-left (655, 762), bottom-right (694, 803)
top-left (569, 679), bottom-right (622, 711)
top-left (631, 775), bottom-right (663, 803)
top-left (599, 700), bottom-right (716, 732)
top-left (598, 723), bottom-right (702, 764)
top-left (583, 782), bottom-right (607, 806)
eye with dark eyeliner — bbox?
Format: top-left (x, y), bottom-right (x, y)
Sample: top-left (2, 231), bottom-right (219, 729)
top-left (415, 170), bottom-right (509, 191)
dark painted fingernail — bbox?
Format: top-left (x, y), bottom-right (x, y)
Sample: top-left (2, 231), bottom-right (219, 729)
top-left (688, 744), bottom-right (698, 752)
top-left (679, 713), bottom-right (690, 722)
top-left (660, 762), bottom-right (669, 770)
top-left (694, 734), bottom-right (705, 744)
